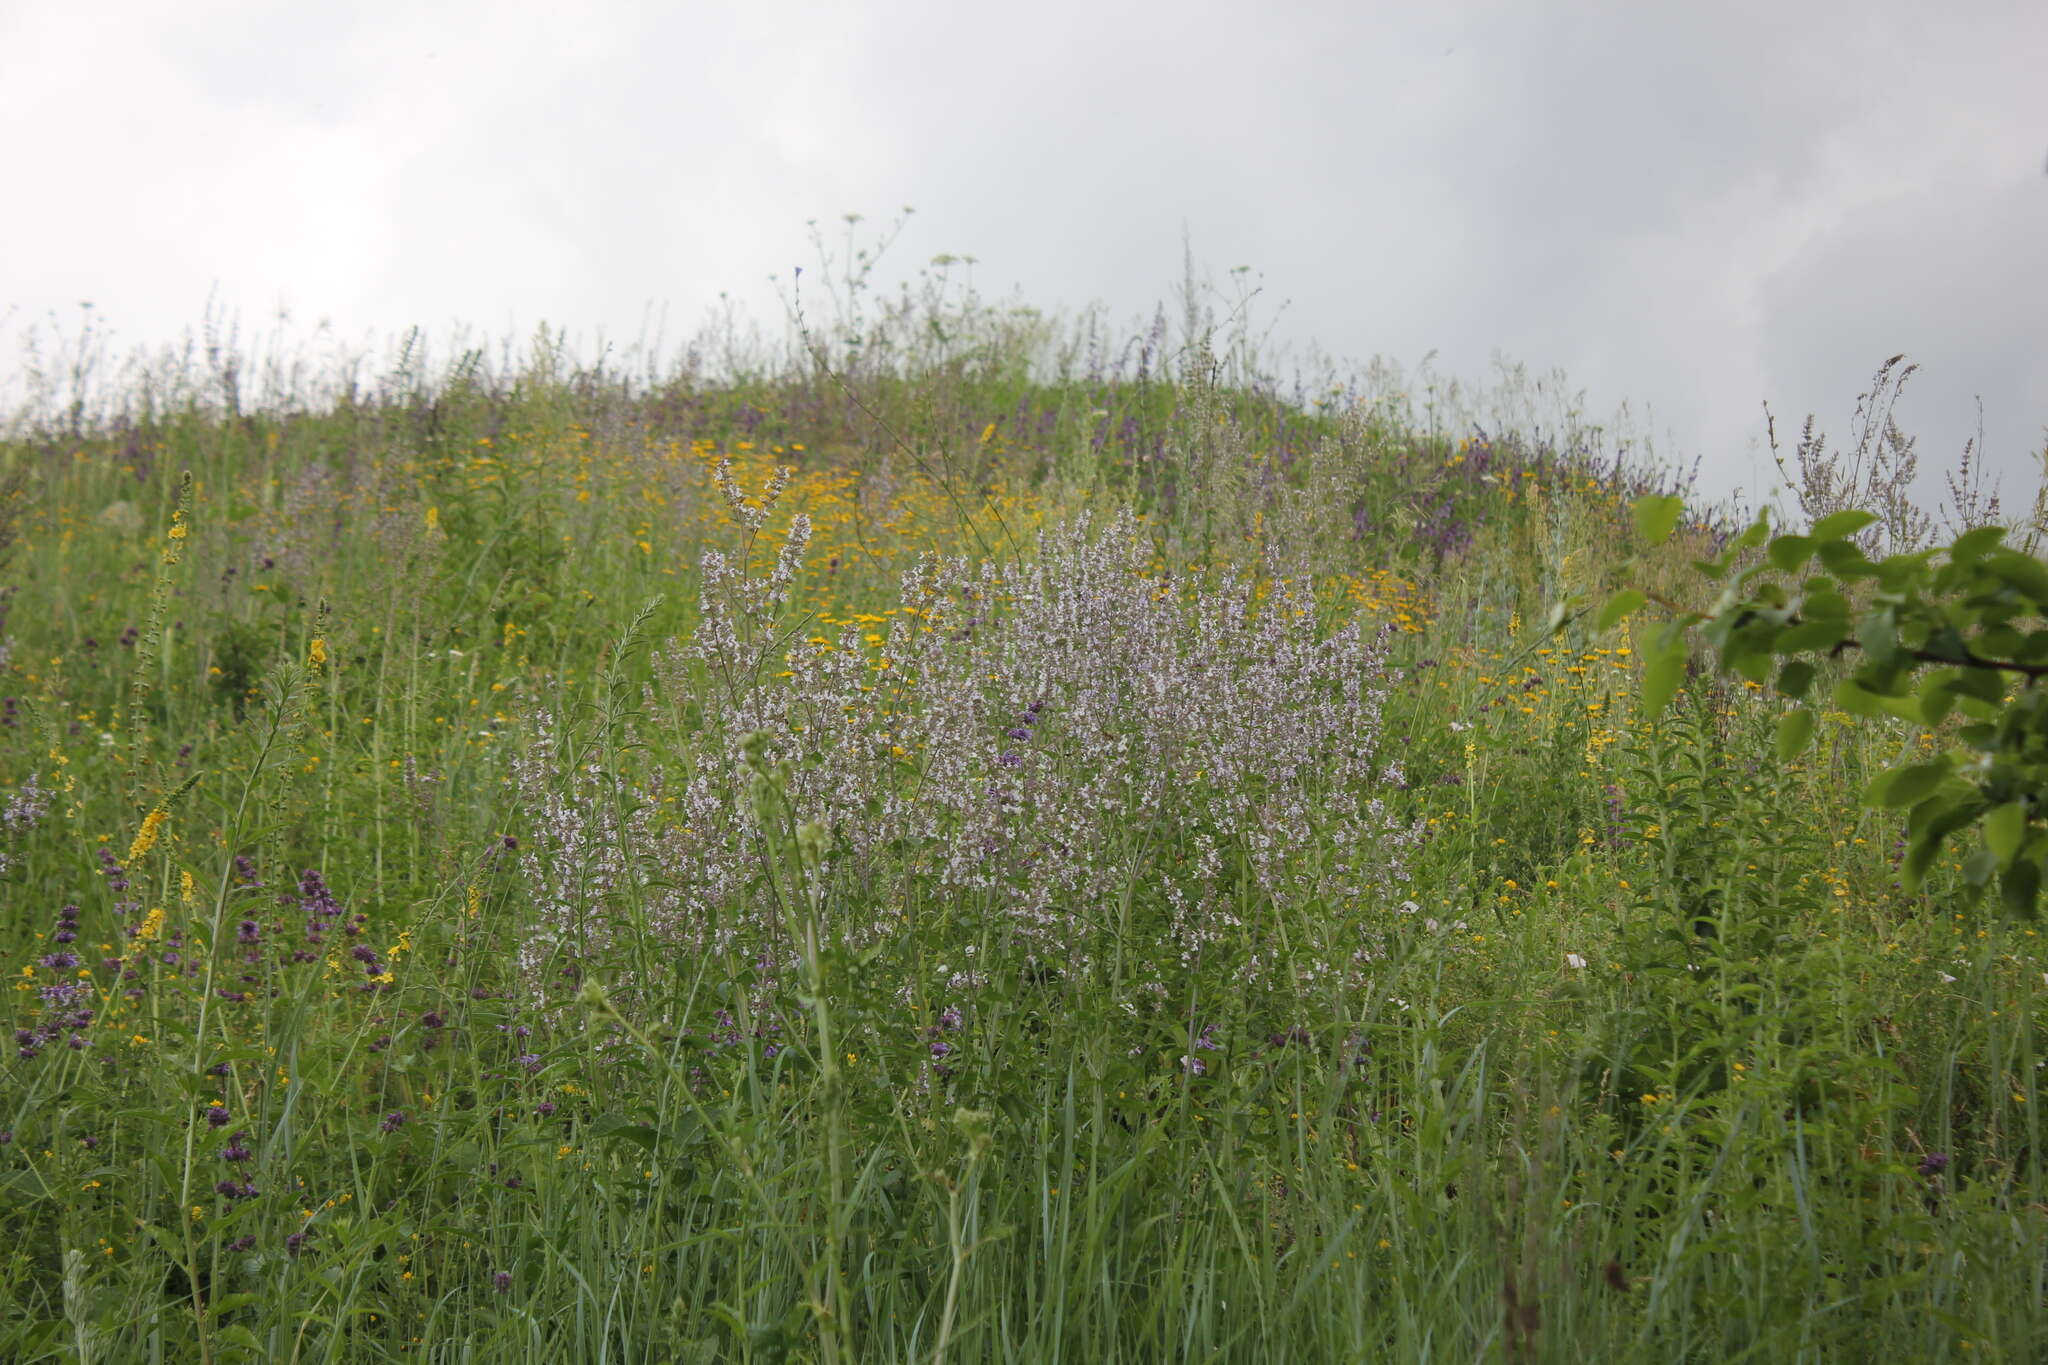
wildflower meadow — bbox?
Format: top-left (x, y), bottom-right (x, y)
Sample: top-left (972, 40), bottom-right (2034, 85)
top-left (3, 275), bottom-right (2045, 1361)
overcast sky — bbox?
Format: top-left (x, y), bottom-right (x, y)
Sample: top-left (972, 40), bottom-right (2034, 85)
top-left (4, 0), bottom-right (2043, 511)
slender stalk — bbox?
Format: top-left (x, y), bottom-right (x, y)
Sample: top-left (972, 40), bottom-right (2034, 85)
top-left (172, 669), bottom-right (303, 1365)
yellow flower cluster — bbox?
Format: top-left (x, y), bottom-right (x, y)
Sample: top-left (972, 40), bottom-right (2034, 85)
top-left (127, 808), bottom-right (167, 862)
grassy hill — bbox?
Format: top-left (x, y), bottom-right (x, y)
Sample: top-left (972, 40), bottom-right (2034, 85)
top-left (2, 294), bottom-right (2043, 1362)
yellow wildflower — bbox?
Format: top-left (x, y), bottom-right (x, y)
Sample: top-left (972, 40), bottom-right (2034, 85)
top-left (128, 808), bottom-right (167, 862)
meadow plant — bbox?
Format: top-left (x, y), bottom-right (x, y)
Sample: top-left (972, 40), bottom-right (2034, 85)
top-left (610, 506), bottom-right (1421, 1033)
top-left (1, 292), bottom-right (2044, 1360)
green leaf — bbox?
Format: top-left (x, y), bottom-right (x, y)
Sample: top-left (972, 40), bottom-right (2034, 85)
top-left (1775, 708), bottom-right (1815, 761)
top-left (2000, 858), bottom-right (2040, 916)
top-left (1963, 847), bottom-right (1999, 888)
top-left (216, 1326), bottom-right (263, 1355)
top-left (1812, 509), bottom-right (1878, 541)
top-left (1948, 669), bottom-right (2005, 704)
top-left (1817, 540), bottom-right (1874, 574)
top-left (1632, 495), bottom-right (1685, 546)
top-left (1733, 511), bottom-right (1772, 550)
top-left (1903, 793), bottom-right (1980, 891)
top-left (1776, 660), bottom-right (1816, 698)
top-left (589, 1113), bottom-right (661, 1154)
top-left (142, 1222), bottom-right (186, 1262)
top-left (1776, 619), bottom-right (1848, 654)
top-left (1768, 535), bottom-right (1815, 573)
top-left (1985, 801), bottom-right (2028, 868)
top-left (1949, 524), bottom-right (2007, 563)
top-left (1800, 586), bottom-right (1851, 621)
top-left (1833, 679), bottom-right (1885, 717)
top-left (1878, 692), bottom-right (1931, 726)
top-left (1978, 623), bottom-right (2028, 661)
top-left (1989, 551), bottom-right (2048, 606)
top-left (1916, 671), bottom-right (1958, 726)
top-left (1641, 638), bottom-right (1688, 714)
top-left (1730, 641), bottom-right (1774, 683)
top-left (1902, 831), bottom-right (1943, 891)
top-left (1865, 759), bottom-right (1953, 810)
top-left (1597, 589), bottom-right (1647, 631)
top-left (1861, 607), bottom-right (1900, 670)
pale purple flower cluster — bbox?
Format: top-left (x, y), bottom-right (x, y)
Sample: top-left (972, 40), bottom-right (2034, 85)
top-left (502, 509), bottom-right (1420, 1022)
top-left (0, 772), bottom-right (49, 875)
top-left (508, 708), bottom-right (653, 1004)
top-left (505, 502), bottom-right (1422, 1059)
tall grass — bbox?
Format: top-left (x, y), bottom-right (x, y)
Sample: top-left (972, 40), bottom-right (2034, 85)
top-left (2, 281), bottom-right (2044, 1362)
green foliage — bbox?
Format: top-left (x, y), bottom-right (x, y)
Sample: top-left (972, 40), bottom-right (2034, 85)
top-left (1611, 493), bottom-right (2048, 916)
top-left (1599, 697), bottom-right (1836, 1118)
top-left (207, 619), bottom-right (270, 716)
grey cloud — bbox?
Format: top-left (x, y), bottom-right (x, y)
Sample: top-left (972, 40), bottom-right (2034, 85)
top-left (3, 0), bottom-right (2042, 513)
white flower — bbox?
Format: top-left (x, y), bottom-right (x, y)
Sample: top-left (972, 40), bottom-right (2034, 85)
top-left (1564, 952), bottom-right (1587, 970)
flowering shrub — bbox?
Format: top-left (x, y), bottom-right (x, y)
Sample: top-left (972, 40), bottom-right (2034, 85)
top-left (515, 508), bottom-right (1420, 1016)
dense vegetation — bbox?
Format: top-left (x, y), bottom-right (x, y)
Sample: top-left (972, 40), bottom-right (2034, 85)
top-left (2, 274), bottom-right (2045, 1361)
